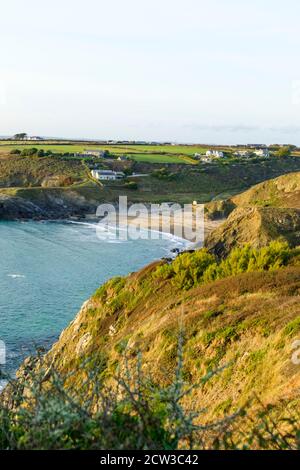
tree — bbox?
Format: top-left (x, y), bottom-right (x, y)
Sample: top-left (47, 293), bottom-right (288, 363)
top-left (277, 146), bottom-right (292, 158)
top-left (13, 133), bottom-right (27, 140)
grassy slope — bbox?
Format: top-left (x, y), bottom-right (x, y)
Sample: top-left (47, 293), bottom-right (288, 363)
top-left (99, 159), bottom-right (300, 204)
top-left (231, 171), bottom-right (300, 209)
top-left (0, 154), bottom-right (86, 188)
top-left (205, 171), bottom-right (300, 256)
top-left (1, 152), bottom-right (300, 207)
top-left (36, 257), bottom-right (300, 423)
top-left (206, 171), bottom-right (300, 218)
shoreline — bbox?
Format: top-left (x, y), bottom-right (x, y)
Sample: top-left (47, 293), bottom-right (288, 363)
top-left (0, 210), bottom-right (224, 247)
top-left (85, 209), bottom-right (224, 246)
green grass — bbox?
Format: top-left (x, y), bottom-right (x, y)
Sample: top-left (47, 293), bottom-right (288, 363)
top-left (126, 153), bottom-right (196, 164)
top-left (0, 141), bottom-right (205, 159)
top-left (111, 144), bottom-right (207, 155)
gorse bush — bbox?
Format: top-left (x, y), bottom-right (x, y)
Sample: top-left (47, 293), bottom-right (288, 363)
top-left (0, 340), bottom-right (299, 450)
top-left (155, 241), bottom-right (298, 290)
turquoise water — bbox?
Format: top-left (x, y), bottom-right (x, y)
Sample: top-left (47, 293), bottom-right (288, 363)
top-left (0, 221), bottom-right (185, 377)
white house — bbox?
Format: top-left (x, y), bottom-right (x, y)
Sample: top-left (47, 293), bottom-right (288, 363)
top-left (83, 149), bottom-right (106, 158)
top-left (26, 136), bottom-right (43, 141)
top-left (254, 149), bottom-right (270, 158)
top-left (206, 150), bottom-right (224, 158)
top-left (91, 170), bottom-right (125, 181)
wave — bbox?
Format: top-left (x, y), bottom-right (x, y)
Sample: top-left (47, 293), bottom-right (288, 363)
top-left (7, 274), bottom-right (25, 279)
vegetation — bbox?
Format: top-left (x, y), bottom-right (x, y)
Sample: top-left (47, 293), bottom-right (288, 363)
top-left (0, 153), bottom-right (86, 188)
top-left (276, 146), bottom-right (292, 158)
top-left (124, 181), bottom-right (138, 190)
top-left (151, 167), bottom-right (177, 180)
top-left (1, 340), bottom-right (299, 450)
top-left (3, 240), bottom-right (298, 451)
top-left (154, 241), bottom-right (298, 289)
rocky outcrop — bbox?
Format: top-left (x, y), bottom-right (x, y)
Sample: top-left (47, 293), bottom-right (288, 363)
top-left (0, 189), bottom-right (97, 220)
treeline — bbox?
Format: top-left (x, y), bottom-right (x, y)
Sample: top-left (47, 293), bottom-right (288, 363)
top-left (10, 148), bottom-right (75, 158)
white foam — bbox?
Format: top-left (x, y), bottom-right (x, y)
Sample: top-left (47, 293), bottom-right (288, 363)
top-left (0, 380), bottom-right (7, 392)
top-left (7, 274), bottom-right (25, 279)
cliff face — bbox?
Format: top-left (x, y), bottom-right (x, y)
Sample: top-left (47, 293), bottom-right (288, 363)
top-left (0, 188), bottom-right (97, 220)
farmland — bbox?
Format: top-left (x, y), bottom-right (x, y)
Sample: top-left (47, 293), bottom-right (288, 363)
top-left (0, 140), bottom-right (204, 164)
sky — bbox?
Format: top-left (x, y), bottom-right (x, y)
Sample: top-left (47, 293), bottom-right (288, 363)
top-left (1, 0), bottom-right (300, 144)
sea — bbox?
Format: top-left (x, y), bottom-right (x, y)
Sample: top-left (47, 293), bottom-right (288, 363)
top-left (0, 220), bottom-right (187, 386)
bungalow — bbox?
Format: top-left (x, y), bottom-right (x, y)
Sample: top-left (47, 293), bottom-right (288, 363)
top-left (254, 148), bottom-right (270, 158)
top-left (91, 170), bottom-right (125, 181)
top-left (27, 136), bottom-right (43, 141)
top-left (83, 149), bottom-right (106, 158)
top-left (206, 150), bottom-right (224, 158)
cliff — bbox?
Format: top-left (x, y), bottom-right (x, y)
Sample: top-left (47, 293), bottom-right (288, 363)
top-left (16, 243), bottom-right (300, 424)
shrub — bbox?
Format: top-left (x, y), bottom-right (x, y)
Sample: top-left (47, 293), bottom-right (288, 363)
top-left (155, 242), bottom-right (295, 290)
top-left (151, 168), bottom-right (177, 181)
top-left (124, 181), bottom-right (138, 190)
top-left (0, 343), bottom-right (299, 450)
top-left (20, 147), bottom-right (38, 156)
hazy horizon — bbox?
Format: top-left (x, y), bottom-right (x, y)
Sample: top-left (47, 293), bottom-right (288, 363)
top-left (1, 0), bottom-right (300, 145)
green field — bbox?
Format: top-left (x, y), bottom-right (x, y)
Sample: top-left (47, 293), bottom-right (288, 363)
top-left (110, 144), bottom-right (207, 155)
top-left (126, 153), bottom-right (197, 164)
top-left (0, 141), bottom-right (203, 164)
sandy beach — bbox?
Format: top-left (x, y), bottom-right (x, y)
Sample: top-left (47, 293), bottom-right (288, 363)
top-left (89, 206), bottom-right (224, 247)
